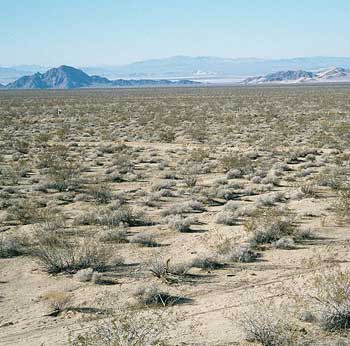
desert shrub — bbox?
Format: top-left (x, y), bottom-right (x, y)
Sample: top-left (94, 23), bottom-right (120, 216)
top-left (69, 309), bottom-right (168, 346)
top-left (151, 181), bottom-right (176, 192)
top-left (245, 208), bottom-right (296, 245)
top-left (167, 215), bottom-right (193, 232)
top-left (75, 268), bottom-right (94, 282)
top-left (42, 291), bottom-right (73, 313)
top-left (159, 128), bottom-right (176, 143)
top-left (31, 231), bottom-right (111, 274)
top-left (133, 284), bottom-right (175, 306)
top-left (188, 123), bottom-right (207, 143)
top-left (0, 235), bottom-right (25, 258)
top-left (161, 203), bottom-right (189, 216)
top-left (34, 132), bottom-right (52, 146)
top-left (1, 160), bottom-right (30, 185)
top-left (227, 168), bottom-right (244, 179)
top-left (272, 237), bottom-right (296, 249)
top-left (261, 174), bottom-right (280, 186)
top-left (142, 190), bottom-right (163, 207)
top-left (191, 254), bottom-right (223, 270)
top-left (215, 210), bottom-right (236, 225)
top-left (88, 183), bottom-right (113, 204)
top-left (37, 209), bottom-right (66, 231)
top-left (149, 257), bottom-right (190, 280)
top-left (142, 192), bottom-right (162, 207)
top-left (47, 159), bottom-right (82, 192)
top-left (187, 199), bottom-right (206, 212)
top-left (240, 302), bottom-right (298, 346)
top-left (299, 182), bottom-right (318, 198)
top-left (36, 144), bottom-right (69, 169)
top-left (220, 153), bottom-right (254, 174)
top-left (12, 139), bottom-right (30, 154)
top-left (98, 228), bottom-right (128, 243)
top-left (294, 227), bottom-right (314, 240)
top-left (6, 199), bottom-right (38, 224)
top-left (214, 187), bottom-right (237, 200)
top-left (112, 153), bottom-right (134, 174)
top-left (190, 148), bottom-right (211, 162)
top-left (334, 185), bottom-right (350, 223)
top-left (149, 257), bottom-right (169, 279)
top-left (183, 174), bottom-right (197, 187)
top-left (256, 192), bottom-right (285, 207)
top-left (6, 199), bottom-right (59, 225)
top-left (130, 233), bottom-right (158, 247)
top-left (316, 167), bottom-right (345, 190)
top-left (230, 244), bottom-right (258, 263)
top-left (306, 268), bottom-right (350, 331)
top-left (78, 205), bottom-right (147, 227)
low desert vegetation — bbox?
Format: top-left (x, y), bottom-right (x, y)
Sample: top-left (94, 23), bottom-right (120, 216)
top-left (305, 267), bottom-right (350, 331)
top-left (69, 309), bottom-right (169, 346)
top-left (30, 229), bottom-right (111, 273)
top-left (1, 86), bottom-right (350, 346)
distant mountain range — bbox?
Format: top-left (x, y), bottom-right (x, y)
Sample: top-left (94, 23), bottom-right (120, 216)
top-left (80, 56), bottom-right (350, 80)
top-left (242, 67), bottom-right (350, 84)
top-left (3, 56), bottom-right (350, 83)
top-left (3, 65), bottom-right (199, 89)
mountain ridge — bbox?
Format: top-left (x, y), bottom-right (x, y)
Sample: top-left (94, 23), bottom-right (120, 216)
top-left (3, 56), bottom-right (350, 83)
top-left (242, 67), bottom-right (350, 84)
top-left (4, 65), bottom-right (199, 89)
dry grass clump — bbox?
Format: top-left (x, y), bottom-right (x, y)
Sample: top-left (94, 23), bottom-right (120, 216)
top-left (41, 290), bottom-right (73, 313)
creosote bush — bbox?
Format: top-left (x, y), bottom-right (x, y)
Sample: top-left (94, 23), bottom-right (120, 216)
top-left (245, 208), bottom-right (296, 245)
top-left (239, 302), bottom-right (298, 346)
top-left (69, 309), bottom-right (169, 346)
top-left (31, 230), bottom-right (111, 274)
top-left (47, 159), bottom-right (82, 192)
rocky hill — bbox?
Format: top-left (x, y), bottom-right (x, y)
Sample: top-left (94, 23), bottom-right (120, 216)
top-left (242, 67), bottom-right (350, 84)
top-left (5, 65), bottom-right (199, 89)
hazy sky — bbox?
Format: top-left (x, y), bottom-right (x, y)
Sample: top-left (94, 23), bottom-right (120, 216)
top-left (2, 0), bottom-right (350, 66)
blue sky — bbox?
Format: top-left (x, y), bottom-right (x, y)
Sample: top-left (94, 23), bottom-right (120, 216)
top-left (1, 0), bottom-right (350, 66)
